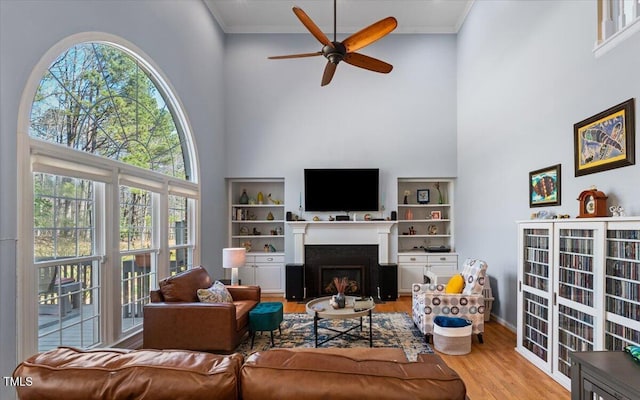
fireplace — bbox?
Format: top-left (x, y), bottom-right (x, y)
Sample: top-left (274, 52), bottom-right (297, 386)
top-left (320, 265), bottom-right (365, 296)
top-left (304, 244), bottom-right (378, 298)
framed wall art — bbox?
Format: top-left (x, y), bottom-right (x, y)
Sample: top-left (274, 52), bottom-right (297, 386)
top-left (529, 164), bottom-right (561, 207)
top-left (417, 189), bottom-right (430, 204)
top-left (574, 98), bottom-right (635, 176)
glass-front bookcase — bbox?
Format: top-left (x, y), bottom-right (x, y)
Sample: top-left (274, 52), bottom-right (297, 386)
top-left (604, 221), bottom-right (640, 351)
top-left (516, 222), bottom-right (553, 374)
top-left (518, 219), bottom-right (640, 390)
top-left (552, 222), bottom-right (604, 388)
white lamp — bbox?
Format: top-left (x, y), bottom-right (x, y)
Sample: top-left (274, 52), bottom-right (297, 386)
top-left (223, 247), bottom-right (246, 285)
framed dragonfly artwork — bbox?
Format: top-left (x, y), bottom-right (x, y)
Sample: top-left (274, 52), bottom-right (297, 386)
top-left (574, 98), bottom-right (635, 176)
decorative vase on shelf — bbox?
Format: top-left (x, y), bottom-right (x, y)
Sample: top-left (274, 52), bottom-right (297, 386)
top-left (239, 189), bottom-right (249, 204)
top-left (435, 183), bottom-right (444, 204)
top-left (404, 208), bottom-right (413, 220)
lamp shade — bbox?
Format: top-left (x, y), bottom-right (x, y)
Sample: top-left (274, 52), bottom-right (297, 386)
top-left (222, 247), bottom-right (246, 269)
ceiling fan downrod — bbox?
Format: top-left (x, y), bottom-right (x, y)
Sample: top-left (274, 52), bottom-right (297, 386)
top-left (333, 0), bottom-right (337, 43)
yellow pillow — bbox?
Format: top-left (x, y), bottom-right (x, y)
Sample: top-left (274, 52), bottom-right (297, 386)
top-left (445, 274), bottom-right (465, 294)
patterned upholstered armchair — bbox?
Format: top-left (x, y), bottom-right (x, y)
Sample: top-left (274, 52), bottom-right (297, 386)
top-left (412, 259), bottom-right (488, 344)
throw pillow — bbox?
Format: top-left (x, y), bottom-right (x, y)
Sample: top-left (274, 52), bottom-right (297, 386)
top-left (197, 280), bottom-right (234, 304)
top-left (434, 316), bottom-right (472, 328)
top-left (461, 259), bottom-right (488, 295)
top-left (445, 274), bottom-right (465, 294)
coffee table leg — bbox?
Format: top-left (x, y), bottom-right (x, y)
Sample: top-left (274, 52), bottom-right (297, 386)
top-left (314, 311), bottom-right (319, 348)
top-left (368, 309), bottom-right (373, 347)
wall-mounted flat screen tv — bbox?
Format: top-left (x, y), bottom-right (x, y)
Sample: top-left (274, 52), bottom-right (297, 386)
top-left (304, 168), bottom-right (379, 212)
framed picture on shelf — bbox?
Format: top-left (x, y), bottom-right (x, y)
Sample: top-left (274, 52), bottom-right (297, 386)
top-left (430, 210), bottom-right (441, 220)
top-left (417, 189), bottom-right (430, 204)
top-left (529, 164), bottom-right (561, 207)
top-left (574, 98), bottom-right (635, 176)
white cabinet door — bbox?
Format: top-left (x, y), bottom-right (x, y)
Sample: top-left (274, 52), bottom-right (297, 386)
top-left (251, 254), bottom-right (284, 293)
top-left (238, 257), bottom-right (256, 286)
top-left (399, 264), bottom-right (425, 292)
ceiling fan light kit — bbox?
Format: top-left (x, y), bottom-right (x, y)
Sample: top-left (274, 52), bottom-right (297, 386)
top-left (268, 0), bottom-right (397, 86)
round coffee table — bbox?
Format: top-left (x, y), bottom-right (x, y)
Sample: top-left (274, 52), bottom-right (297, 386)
top-left (305, 296), bottom-right (375, 347)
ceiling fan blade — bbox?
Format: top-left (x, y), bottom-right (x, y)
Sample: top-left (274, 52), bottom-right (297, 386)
top-left (321, 61), bottom-right (338, 86)
top-left (342, 16), bottom-right (397, 53)
top-left (268, 52), bottom-right (322, 60)
top-left (292, 6), bottom-right (333, 47)
top-left (344, 53), bottom-right (393, 74)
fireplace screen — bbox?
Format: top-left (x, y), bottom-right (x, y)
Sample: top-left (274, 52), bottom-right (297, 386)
top-left (320, 266), bottom-right (364, 295)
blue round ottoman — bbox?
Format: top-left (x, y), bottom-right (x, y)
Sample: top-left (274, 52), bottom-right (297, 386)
top-left (249, 302), bottom-right (283, 348)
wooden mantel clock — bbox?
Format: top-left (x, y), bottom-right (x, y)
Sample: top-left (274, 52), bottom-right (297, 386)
top-left (577, 187), bottom-right (608, 218)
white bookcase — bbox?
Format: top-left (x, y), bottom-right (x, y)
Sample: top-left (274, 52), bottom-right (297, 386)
top-left (227, 178), bottom-right (285, 293)
top-left (397, 178), bottom-right (457, 293)
top-left (516, 219), bottom-right (640, 390)
top-left (516, 222), bottom-right (554, 374)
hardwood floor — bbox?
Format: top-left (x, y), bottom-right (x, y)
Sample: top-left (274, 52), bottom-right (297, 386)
top-left (263, 295), bottom-right (570, 400)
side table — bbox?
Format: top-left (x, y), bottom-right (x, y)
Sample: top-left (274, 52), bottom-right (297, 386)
top-left (570, 351), bottom-right (640, 400)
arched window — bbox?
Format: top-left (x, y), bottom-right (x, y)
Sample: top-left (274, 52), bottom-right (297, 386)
top-left (24, 40), bottom-right (199, 353)
top-left (30, 43), bottom-right (190, 178)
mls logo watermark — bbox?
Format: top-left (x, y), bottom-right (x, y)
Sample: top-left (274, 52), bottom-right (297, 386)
top-left (3, 376), bottom-right (33, 387)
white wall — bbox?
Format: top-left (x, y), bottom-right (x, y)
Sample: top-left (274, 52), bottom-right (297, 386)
top-left (0, 1), bottom-right (226, 396)
top-left (456, 0), bottom-right (640, 328)
top-left (223, 33), bottom-right (458, 256)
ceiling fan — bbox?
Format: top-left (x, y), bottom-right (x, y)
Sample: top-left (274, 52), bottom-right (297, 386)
top-left (268, 0), bottom-right (397, 86)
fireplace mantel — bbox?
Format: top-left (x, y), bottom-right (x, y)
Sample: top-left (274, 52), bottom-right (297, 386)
top-left (287, 221), bottom-right (396, 264)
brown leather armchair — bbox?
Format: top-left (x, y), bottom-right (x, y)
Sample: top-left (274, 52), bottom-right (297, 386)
top-left (143, 266), bottom-right (261, 353)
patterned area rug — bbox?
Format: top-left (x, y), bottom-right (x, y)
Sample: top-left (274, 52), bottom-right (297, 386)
top-left (236, 312), bottom-right (432, 361)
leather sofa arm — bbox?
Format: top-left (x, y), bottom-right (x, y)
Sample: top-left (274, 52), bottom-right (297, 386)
top-left (227, 285), bottom-right (261, 301)
top-left (143, 302), bottom-right (238, 351)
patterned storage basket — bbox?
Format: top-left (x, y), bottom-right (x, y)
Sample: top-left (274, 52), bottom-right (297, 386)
top-left (433, 323), bottom-right (472, 355)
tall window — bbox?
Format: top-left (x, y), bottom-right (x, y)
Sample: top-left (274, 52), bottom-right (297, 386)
top-left (26, 41), bottom-right (198, 352)
top-left (34, 174), bottom-right (100, 351)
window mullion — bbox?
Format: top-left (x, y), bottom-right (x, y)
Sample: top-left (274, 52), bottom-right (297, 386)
top-left (156, 190), bottom-right (168, 286)
top-left (105, 171), bottom-right (121, 343)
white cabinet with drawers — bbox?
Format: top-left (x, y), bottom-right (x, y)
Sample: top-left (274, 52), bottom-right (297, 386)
top-left (398, 253), bottom-right (458, 293)
top-left (238, 254), bottom-right (284, 293)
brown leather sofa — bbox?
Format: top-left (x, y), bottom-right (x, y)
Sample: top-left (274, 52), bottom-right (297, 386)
top-left (13, 347), bottom-right (468, 400)
top-left (13, 347), bottom-right (242, 400)
top-left (240, 348), bottom-right (468, 400)
top-left (143, 266), bottom-right (261, 353)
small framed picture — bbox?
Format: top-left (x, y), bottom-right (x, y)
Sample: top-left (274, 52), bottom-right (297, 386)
top-left (417, 189), bottom-right (430, 204)
top-left (529, 164), bottom-right (561, 207)
top-left (430, 210), bottom-right (441, 220)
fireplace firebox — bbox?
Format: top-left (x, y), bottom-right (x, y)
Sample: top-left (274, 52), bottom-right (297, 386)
top-left (320, 265), bottom-right (365, 296)
top-left (304, 245), bottom-right (378, 298)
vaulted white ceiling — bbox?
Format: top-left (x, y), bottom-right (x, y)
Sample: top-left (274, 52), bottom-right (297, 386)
top-left (204, 0), bottom-right (475, 34)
